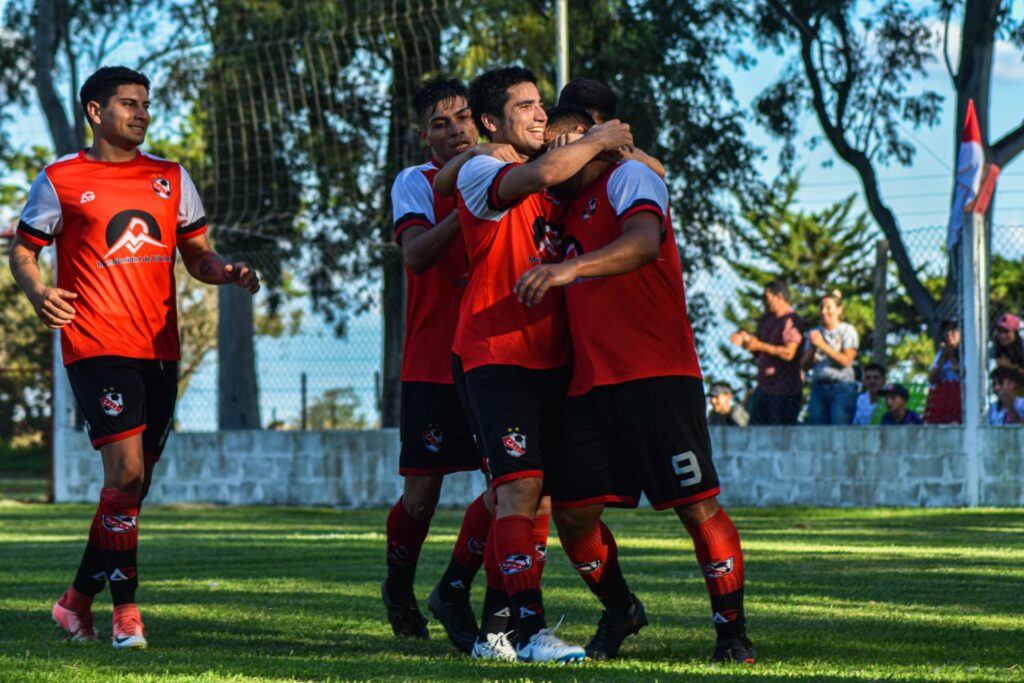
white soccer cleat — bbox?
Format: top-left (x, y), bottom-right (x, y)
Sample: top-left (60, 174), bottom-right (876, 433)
top-left (111, 604), bottom-right (147, 649)
top-left (52, 601), bottom-right (100, 643)
top-left (471, 631), bottom-right (517, 661)
top-left (515, 628), bottom-right (587, 664)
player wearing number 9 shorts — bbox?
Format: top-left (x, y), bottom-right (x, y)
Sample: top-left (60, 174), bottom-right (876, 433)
top-left (512, 106), bottom-right (756, 665)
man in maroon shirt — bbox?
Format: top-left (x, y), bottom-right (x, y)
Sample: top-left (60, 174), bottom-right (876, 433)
top-left (730, 280), bottom-right (804, 425)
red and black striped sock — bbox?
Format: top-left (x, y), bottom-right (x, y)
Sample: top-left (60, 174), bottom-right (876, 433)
top-left (95, 488), bottom-right (141, 607)
top-left (437, 493), bottom-right (490, 603)
top-left (686, 508), bottom-right (746, 638)
top-left (561, 520), bottom-right (632, 612)
top-left (385, 497), bottom-right (432, 603)
top-left (494, 515), bottom-right (546, 643)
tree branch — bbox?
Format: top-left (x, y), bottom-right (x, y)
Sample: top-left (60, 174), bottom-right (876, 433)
top-left (991, 118), bottom-right (1024, 167)
top-left (943, 6), bottom-right (958, 82)
top-left (33, 0), bottom-right (78, 155)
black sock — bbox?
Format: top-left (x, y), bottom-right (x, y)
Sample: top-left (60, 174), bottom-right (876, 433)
top-left (72, 543), bottom-right (107, 597)
top-left (103, 549), bottom-right (138, 606)
top-left (480, 587), bottom-right (511, 636)
top-left (437, 557), bottom-right (475, 603)
top-left (509, 588), bottom-right (546, 645)
top-left (595, 564), bottom-right (633, 613)
top-left (386, 564), bottom-right (417, 603)
top-left (710, 588), bottom-right (745, 639)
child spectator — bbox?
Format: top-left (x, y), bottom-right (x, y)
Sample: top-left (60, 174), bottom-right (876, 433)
top-left (801, 290), bottom-right (859, 424)
top-left (990, 313), bottom-right (1024, 375)
top-left (707, 382), bottom-right (750, 427)
top-left (924, 318), bottom-right (962, 424)
top-left (852, 363), bottom-right (887, 425)
top-left (988, 367), bottom-right (1024, 425)
top-left (880, 383), bottom-right (924, 425)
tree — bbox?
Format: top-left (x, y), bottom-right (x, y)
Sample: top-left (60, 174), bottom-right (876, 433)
top-left (302, 387), bottom-right (369, 430)
top-left (753, 0), bottom-right (1024, 338)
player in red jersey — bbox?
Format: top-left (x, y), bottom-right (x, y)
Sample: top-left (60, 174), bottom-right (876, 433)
top-left (433, 66), bottom-right (632, 664)
top-left (383, 77), bottom-right (520, 657)
top-left (8, 66), bottom-right (259, 649)
top-left (514, 108), bottom-right (756, 664)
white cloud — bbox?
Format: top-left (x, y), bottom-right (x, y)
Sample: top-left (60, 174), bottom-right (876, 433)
top-left (927, 19), bottom-right (1024, 82)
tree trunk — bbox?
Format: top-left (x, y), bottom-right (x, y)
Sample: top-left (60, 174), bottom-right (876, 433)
top-left (217, 284), bottom-right (261, 429)
top-left (33, 0), bottom-right (79, 155)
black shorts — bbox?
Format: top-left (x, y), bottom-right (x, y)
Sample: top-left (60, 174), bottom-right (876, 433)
top-left (399, 381), bottom-right (481, 476)
top-left (549, 375), bottom-right (720, 511)
top-left (65, 356), bottom-right (178, 458)
top-left (461, 361), bottom-right (569, 489)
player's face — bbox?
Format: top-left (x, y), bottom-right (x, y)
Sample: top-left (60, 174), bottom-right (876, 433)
top-left (491, 82), bottom-right (546, 155)
top-left (92, 84), bottom-right (151, 149)
top-left (421, 96), bottom-right (477, 164)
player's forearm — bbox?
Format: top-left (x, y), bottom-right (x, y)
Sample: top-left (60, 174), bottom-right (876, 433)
top-left (751, 339), bottom-right (798, 361)
top-left (500, 137), bottom-right (605, 201)
top-left (433, 151), bottom-right (474, 196)
top-left (403, 213), bottom-right (462, 274)
top-left (629, 148), bottom-right (666, 179)
top-left (570, 220), bottom-right (661, 279)
top-left (8, 241), bottom-right (48, 304)
top-left (186, 249), bottom-right (231, 285)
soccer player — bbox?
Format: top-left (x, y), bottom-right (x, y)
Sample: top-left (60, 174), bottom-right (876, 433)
top-left (434, 66), bottom-right (632, 664)
top-left (8, 66), bottom-right (260, 648)
top-left (383, 77), bottom-right (517, 654)
top-left (514, 108), bottom-right (756, 664)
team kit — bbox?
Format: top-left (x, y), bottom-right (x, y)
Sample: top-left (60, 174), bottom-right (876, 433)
top-left (12, 65), bottom-right (754, 665)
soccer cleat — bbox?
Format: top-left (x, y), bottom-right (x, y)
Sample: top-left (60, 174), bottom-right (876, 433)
top-left (52, 600), bottom-right (99, 643)
top-left (427, 583), bottom-right (479, 653)
top-left (380, 580), bottom-right (429, 640)
top-left (471, 631), bottom-right (518, 661)
top-left (111, 604), bottom-right (147, 649)
top-left (585, 593), bottom-right (649, 660)
top-left (515, 628), bottom-right (587, 664)
top-left (711, 633), bottom-right (757, 664)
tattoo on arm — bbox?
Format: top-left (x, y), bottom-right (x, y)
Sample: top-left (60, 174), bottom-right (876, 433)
top-left (198, 256), bottom-right (217, 279)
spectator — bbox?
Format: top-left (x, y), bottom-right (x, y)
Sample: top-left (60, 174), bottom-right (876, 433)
top-left (924, 317), bottom-right (962, 424)
top-left (852, 362), bottom-right (887, 425)
top-left (730, 279), bottom-right (804, 425)
top-left (880, 383), bottom-right (924, 425)
top-left (990, 313), bottom-right (1024, 375)
top-left (801, 290), bottom-right (859, 424)
top-left (988, 367), bottom-right (1024, 425)
top-left (707, 382), bottom-right (750, 427)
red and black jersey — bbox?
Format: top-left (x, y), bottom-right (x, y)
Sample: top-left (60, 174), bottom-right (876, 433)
top-left (391, 158), bottom-right (467, 384)
top-left (453, 155), bottom-right (569, 372)
top-left (17, 150), bottom-right (207, 365)
top-left (562, 160), bottom-right (702, 396)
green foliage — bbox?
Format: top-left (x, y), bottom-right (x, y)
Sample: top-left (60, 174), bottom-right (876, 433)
top-left (302, 386), bottom-right (369, 430)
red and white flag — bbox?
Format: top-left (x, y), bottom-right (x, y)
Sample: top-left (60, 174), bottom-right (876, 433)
top-left (947, 99), bottom-right (984, 251)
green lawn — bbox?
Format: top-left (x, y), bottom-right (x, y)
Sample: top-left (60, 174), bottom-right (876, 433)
top-left (0, 503), bottom-right (1021, 682)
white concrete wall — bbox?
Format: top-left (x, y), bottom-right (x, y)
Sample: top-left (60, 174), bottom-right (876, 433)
top-left (54, 426), bottom-right (1024, 507)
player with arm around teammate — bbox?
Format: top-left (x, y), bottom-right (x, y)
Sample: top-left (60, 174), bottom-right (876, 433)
top-left (8, 66), bottom-right (259, 649)
top-left (514, 108), bottom-right (756, 664)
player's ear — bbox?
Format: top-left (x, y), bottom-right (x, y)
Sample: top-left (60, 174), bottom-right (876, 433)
top-left (480, 112), bottom-right (500, 135)
top-left (85, 100), bottom-right (103, 126)
top-left (418, 128), bottom-right (427, 144)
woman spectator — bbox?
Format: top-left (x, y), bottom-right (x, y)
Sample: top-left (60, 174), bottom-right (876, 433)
top-left (924, 318), bottom-right (962, 424)
top-left (801, 290), bottom-right (859, 424)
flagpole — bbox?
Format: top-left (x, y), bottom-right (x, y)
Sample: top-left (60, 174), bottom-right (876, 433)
top-left (555, 0), bottom-right (569, 93)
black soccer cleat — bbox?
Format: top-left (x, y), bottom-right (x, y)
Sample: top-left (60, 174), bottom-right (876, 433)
top-left (585, 593), bottom-right (649, 660)
top-left (427, 582), bottom-right (479, 653)
top-left (711, 633), bottom-right (757, 664)
top-left (381, 580), bottom-right (429, 640)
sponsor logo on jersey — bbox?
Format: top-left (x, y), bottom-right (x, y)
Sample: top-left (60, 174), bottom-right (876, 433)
top-left (502, 429), bottom-right (526, 458)
top-left (108, 566), bottom-right (137, 581)
top-left (712, 609), bottom-right (740, 623)
top-left (422, 426), bottom-right (443, 453)
top-left (101, 514), bottom-right (137, 534)
top-left (531, 216), bottom-right (564, 262)
top-left (582, 196), bottom-right (597, 220)
top-left (151, 178), bottom-right (172, 199)
top-left (103, 210), bottom-right (167, 259)
top-left (100, 389), bottom-right (124, 417)
top-left (467, 536), bottom-right (486, 556)
top-left (701, 557), bottom-right (735, 580)
top-left (499, 553), bottom-right (533, 575)
top-left (80, 191), bottom-right (96, 204)
top-left (573, 559), bottom-right (602, 575)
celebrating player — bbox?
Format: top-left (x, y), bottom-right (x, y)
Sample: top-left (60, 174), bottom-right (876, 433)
top-left (383, 77), bottom-right (516, 655)
top-left (434, 66), bottom-right (632, 664)
top-left (8, 66), bottom-right (260, 649)
top-left (514, 108), bottom-right (757, 664)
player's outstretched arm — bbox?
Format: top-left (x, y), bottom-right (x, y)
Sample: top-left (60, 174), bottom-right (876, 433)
top-left (177, 232), bottom-right (260, 293)
top-left (8, 236), bottom-right (78, 329)
top-left (496, 120), bottom-right (633, 205)
top-left (433, 143), bottom-right (520, 196)
top-left (515, 211), bottom-right (661, 307)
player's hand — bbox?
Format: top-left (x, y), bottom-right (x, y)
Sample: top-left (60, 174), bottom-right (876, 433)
top-left (808, 329), bottom-right (825, 349)
top-left (472, 143), bottom-right (520, 163)
top-left (585, 119), bottom-right (633, 153)
top-left (514, 262), bottom-right (578, 307)
top-left (547, 133), bottom-right (584, 150)
top-left (224, 262), bottom-right (261, 294)
top-left (31, 287), bottom-right (78, 329)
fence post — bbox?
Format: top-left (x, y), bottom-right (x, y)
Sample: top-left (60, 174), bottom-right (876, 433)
top-left (960, 212), bottom-right (987, 508)
top-left (872, 239), bottom-right (889, 365)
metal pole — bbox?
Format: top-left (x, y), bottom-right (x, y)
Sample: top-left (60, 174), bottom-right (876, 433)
top-left (301, 372), bottom-right (308, 431)
top-left (871, 239), bottom-right (889, 365)
top-left (960, 212), bottom-right (987, 508)
top-left (555, 0), bottom-right (569, 93)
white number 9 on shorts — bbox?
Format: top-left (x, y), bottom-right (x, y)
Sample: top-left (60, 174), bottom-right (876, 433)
top-left (671, 451), bottom-right (703, 488)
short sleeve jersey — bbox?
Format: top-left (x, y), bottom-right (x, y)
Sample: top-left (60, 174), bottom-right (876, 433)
top-left (756, 310), bottom-right (804, 394)
top-left (17, 151), bottom-right (207, 365)
top-left (391, 159), bottom-right (467, 384)
top-left (453, 155), bottom-right (569, 372)
top-left (806, 322), bottom-right (859, 384)
top-left (561, 160), bottom-right (702, 396)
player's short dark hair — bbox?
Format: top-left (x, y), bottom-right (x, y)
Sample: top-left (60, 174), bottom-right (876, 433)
top-left (764, 279), bottom-right (791, 302)
top-left (80, 66), bottom-right (150, 117)
top-left (468, 66), bottom-right (537, 140)
top-left (990, 366), bottom-right (1023, 385)
top-left (544, 105), bottom-right (594, 137)
top-left (864, 362), bottom-right (887, 377)
top-left (413, 77), bottom-right (469, 126)
top-left (557, 78), bottom-right (617, 122)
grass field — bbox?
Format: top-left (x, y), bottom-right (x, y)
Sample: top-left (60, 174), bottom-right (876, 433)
top-left (0, 503), bottom-right (1021, 683)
